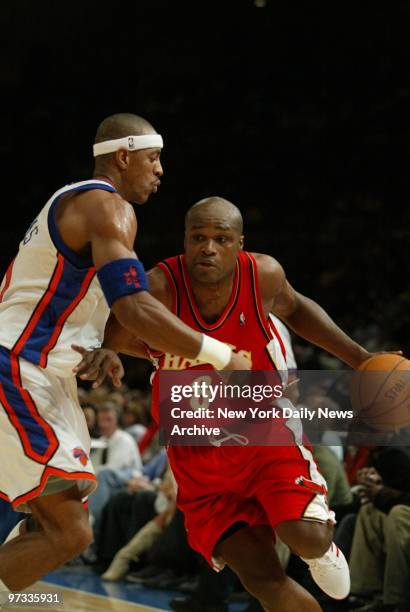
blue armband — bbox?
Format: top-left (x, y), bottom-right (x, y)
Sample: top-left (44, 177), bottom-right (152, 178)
top-left (97, 258), bottom-right (148, 307)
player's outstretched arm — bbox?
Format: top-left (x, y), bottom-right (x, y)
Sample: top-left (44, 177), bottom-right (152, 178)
top-left (101, 267), bottom-right (174, 357)
top-left (88, 197), bottom-right (248, 371)
top-left (257, 254), bottom-right (372, 368)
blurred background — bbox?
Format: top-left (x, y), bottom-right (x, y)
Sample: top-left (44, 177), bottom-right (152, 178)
top-left (1, 0), bottom-right (409, 363)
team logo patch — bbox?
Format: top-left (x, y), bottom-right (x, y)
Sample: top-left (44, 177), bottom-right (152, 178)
top-left (124, 266), bottom-right (141, 288)
top-left (73, 447), bottom-right (88, 466)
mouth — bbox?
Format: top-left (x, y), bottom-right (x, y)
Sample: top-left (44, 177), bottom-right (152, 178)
top-left (152, 180), bottom-right (161, 193)
top-left (196, 261), bottom-right (217, 269)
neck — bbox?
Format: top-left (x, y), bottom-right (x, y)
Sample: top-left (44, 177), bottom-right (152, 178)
top-left (93, 166), bottom-right (125, 198)
top-left (190, 271), bottom-right (235, 321)
top-left (93, 173), bottom-right (116, 187)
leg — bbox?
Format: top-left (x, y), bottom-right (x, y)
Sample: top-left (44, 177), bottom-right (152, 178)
top-left (276, 519), bottom-right (333, 559)
top-left (383, 505), bottom-right (410, 607)
top-left (349, 503), bottom-right (385, 597)
top-left (215, 524), bottom-right (323, 612)
top-left (0, 485), bottom-right (92, 590)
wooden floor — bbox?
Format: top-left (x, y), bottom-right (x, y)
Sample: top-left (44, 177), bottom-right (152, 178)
top-left (2, 582), bottom-right (165, 612)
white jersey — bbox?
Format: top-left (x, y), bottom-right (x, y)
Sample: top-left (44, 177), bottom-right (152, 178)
top-left (0, 180), bottom-right (114, 378)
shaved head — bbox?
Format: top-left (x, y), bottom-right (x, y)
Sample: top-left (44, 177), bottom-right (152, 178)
top-left (94, 113), bottom-right (156, 144)
top-left (185, 197), bottom-right (243, 234)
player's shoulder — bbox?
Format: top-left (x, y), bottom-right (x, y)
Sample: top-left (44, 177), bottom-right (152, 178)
top-left (79, 189), bottom-right (137, 236)
top-left (147, 265), bottom-right (173, 309)
top-left (250, 252), bottom-right (285, 279)
top-left (79, 188), bottom-right (134, 220)
top-left (249, 252), bottom-right (286, 298)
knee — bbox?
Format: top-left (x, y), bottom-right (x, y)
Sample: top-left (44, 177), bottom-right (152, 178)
top-left (47, 518), bottom-right (93, 563)
top-left (288, 524), bottom-right (332, 559)
top-left (387, 504), bottom-right (410, 521)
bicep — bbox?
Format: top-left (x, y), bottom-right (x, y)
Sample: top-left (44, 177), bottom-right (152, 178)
top-left (255, 253), bottom-right (299, 319)
top-left (272, 280), bottom-right (299, 319)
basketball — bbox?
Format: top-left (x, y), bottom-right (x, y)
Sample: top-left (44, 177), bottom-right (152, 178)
top-left (350, 353), bottom-right (410, 431)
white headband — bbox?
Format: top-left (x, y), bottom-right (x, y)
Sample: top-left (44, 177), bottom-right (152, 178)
top-left (93, 134), bottom-right (163, 157)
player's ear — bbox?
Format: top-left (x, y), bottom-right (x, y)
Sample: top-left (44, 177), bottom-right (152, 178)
top-left (239, 235), bottom-right (244, 250)
top-left (116, 149), bottom-right (129, 170)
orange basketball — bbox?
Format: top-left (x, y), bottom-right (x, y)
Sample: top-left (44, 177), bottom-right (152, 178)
top-left (350, 353), bottom-right (410, 431)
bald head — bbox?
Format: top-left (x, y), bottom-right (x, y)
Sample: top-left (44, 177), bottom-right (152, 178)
top-left (94, 113), bottom-right (156, 145)
top-left (185, 197), bottom-right (243, 234)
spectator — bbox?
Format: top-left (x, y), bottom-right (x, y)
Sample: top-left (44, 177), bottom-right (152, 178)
top-left (88, 402), bottom-right (142, 529)
top-left (349, 447), bottom-right (410, 611)
top-left (81, 402), bottom-right (99, 438)
top-left (101, 466), bottom-right (177, 581)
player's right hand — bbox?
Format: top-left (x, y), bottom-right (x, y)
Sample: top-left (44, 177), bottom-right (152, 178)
top-left (72, 345), bottom-right (124, 388)
top-left (223, 352), bottom-right (251, 371)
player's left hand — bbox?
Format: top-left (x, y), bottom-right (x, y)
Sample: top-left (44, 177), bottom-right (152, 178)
top-left (72, 345), bottom-right (124, 388)
top-left (356, 349), bottom-right (404, 368)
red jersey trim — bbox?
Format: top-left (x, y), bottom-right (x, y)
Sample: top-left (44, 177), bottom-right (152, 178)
top-left (156, 261), bottom-right (180, 316)
top-left (0, 258), bottom-right (15, 303)
top-left (178, 255), bottom-right (241, 332)
top-left (245, 253), bottom-right (272, 343)
top-left (11, 255), bottom-right (65, 355)
top-left (39, 267), bottom-right (96, 368)
top-left (11, 466), bottom-right (96, 510)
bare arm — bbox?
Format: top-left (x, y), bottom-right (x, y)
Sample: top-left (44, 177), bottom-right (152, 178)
top-left (256, 254), bottom-right (370, 368)
top-left (102, 267), bottom-right (173, 357)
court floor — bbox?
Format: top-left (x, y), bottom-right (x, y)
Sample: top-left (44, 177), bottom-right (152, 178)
top-left (2, 567), bottom-right (247, 612)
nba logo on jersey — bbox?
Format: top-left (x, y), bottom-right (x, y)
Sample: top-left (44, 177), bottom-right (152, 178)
top-left (72, 447), bottom-right (88, 466)
top-left (124, 266), bottom-right (140, 288)
top-left (239, 312), bottom-right (246, 326)
top-left (128, 136), bottom-right (135, 149)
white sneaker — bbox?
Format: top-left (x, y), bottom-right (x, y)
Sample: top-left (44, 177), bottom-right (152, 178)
top-left (301, 542), bottom-right (350, 600)
top-left (3, 519), bottom-right (26, 544)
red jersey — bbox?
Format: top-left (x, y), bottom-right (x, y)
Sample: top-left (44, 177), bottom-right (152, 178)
top-left (151, 251), bottom-right (287, 422)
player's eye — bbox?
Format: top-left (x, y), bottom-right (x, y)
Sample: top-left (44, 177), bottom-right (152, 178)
top-left (217, 236), bottom-right (228, 244)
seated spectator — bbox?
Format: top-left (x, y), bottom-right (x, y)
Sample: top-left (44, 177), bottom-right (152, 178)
top-left (81, 401), bottom-right (99, 438)
top-left (349, 446), bottom-right (410, 611)
top-left (88, 401), bottom-right (142, 530)
top-left (122, 397), bottom-right (148, 443)
top-left (95, 450), bottom-right (168, 569)
top-left (101, 466), bottom-right (177, 581)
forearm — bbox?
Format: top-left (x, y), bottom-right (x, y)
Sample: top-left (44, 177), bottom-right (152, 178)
top-left (102, 314), bottom-right (149, 358)
top-left (112, 291), bottom-right (202, 359)
top-left (280, 293), bottom-right (369, 368)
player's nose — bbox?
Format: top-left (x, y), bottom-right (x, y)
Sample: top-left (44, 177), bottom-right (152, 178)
top-left (155, 159), bottom-right (163, 177)
top-left (202, 240), bottom-right (217, 255)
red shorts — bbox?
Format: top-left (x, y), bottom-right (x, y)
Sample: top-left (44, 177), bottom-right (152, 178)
top-left (168, 442), bottom-right (332, 569)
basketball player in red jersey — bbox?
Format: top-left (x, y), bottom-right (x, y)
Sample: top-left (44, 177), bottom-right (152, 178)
top-left (73, 195), bottom-right (392, 611)
top-left (0, 117), bottom-right (248, 595)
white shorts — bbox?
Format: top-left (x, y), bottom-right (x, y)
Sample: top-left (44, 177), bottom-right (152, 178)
top-left (0, 347), bottom-right (96, 512)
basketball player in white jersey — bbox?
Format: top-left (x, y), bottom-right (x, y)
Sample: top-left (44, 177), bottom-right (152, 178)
top-left (0, 113), bottom-right (249, 593)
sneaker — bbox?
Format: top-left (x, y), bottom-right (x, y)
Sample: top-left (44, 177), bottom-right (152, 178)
top-left (301, 542), bottom-right (350, 600)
